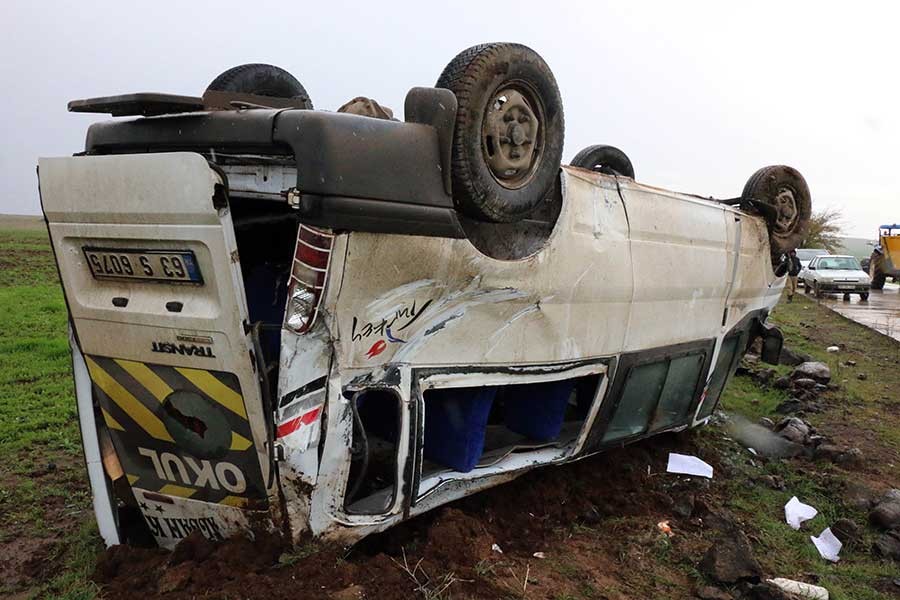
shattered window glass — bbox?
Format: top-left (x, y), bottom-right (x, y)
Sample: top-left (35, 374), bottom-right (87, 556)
top-left (697, 336), bottom-right (740, 420)
top-left (603, 361), bottom-right (667, 442)
top-left (651, 354), bottom-right (705, 431)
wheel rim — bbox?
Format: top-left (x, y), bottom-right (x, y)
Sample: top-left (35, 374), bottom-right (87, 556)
top-left (771, 186), bottom-right (800, 238)
top-left (481, 84), bottom-right (545, 189)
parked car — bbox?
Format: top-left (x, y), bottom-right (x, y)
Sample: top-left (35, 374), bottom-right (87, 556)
top-left (794, 249), bottom-right (828, 287)
top-left (801, 255), bottom-right (870, 300)
top-left (795, 248), bottom-right (828, 269)
top-left (38, 43), bottom-right (811, 550)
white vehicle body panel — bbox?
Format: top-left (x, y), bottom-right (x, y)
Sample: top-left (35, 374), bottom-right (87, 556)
top-left (39, 153), bottom-right (785, 548)
top-left (40, 153), bottom-right (274, 550)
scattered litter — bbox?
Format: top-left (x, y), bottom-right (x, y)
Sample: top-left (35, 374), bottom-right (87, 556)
top-left (748, 447), bottom-right (758, 455)
top-left (826, 346), bottom-right (839, 353)
top-left (666, 453), bottom-right (713, 478)
top-left (491, 543), bottom-right (503, 554)
top-left (767, 578), bottom-right (829, 599)
top-left (532, 552), bottom-right (546, 559)
top-left (657, 520), bottom-right (673, 537)
top-left (810, 527), bottom-right (842, 562)
top-left (784, 496), bottom-right (818, 530)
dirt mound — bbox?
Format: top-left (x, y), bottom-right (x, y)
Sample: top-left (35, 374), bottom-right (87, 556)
top-left (90, 432), bottom-right (706, 599)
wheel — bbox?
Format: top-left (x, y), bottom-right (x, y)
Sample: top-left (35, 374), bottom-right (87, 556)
top-left (436, 43), bottom-right (564, 223)
top-left (860, 292), bottom-right (869, 301)
top-left (870, 251), bottom-right (886, 290)
top-left (741, 166), bottom-right (812, 267)
top-left (804, 280), bottom-right (811, 294)
top-left (813, 281), bottom-right (823, 298)
top-left (570, 145), bottom-right (635, 178)
top-left (206, 64), bottom-right (313, 108)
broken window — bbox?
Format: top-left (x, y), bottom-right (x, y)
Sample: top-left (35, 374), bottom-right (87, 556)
top-left (696, 335), bottom-right (742, 420)
top-left (602, 351), bottom-right (707, 443)
top-left (418, 374), bottom-right (601, 484)
top-left (343, 389), bottom-right (401, 515)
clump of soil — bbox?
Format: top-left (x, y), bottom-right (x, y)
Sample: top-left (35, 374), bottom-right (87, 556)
top-left (89, 432), bottom-right (713, 600)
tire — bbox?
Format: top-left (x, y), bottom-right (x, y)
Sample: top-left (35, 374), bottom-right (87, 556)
top-left (813, 281), bottom-right (823, 298)
top-left (741, 166), bottom-right (811, 266)
top-left (804, 280), bottom-right (811, 294)
top-left (436, 43), bottom-right (564, 222)
top-left (860, 292), bottom-right (869, 301)
top-left (570, 145), bottom-right (635, 178)
top-left (206, 64), bottom-right (313, 108)
top-left (870, 251), bottom-right (886, 290)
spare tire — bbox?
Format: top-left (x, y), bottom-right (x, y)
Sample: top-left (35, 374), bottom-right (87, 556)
top-left (436, 43), bottom-right (564, 223)
top-left (206, 64), bottom-right (313, 109)
top-left (570, 145), bottom-right (635, 178)
top-left (741, 165), bottom-right (811, 266)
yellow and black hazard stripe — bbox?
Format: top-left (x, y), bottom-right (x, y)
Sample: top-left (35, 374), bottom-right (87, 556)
top-left (85, 356), bottom-right (266, 507)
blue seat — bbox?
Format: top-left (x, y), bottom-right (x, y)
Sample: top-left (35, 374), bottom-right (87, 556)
top-left (503, 379), bottom-right (575, 442)
top-left (423, 386), bottom-right (496, 473)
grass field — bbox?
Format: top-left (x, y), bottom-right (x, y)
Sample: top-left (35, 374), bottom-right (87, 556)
top-left (1, 226), bottom-right (897, 599)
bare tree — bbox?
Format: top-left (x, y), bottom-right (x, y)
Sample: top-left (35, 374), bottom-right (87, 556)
top-left (802, 207), bottom-right (844, 252)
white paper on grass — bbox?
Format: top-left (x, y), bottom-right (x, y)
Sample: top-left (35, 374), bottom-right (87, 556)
top-left (810, 527), bottom-right (842, 562)
top-left (784, 496), bottom-right (818, 530)
top-left (666, 453), bottom-right (713, 478)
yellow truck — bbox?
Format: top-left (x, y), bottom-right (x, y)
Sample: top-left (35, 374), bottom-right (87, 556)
top-left (869, 224), bottom-right (900, 289)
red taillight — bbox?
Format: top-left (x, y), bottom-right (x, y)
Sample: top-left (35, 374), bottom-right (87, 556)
top-left (284, 225), bottom-right (334, 334)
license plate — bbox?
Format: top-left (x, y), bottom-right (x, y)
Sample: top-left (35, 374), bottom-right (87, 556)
top-left (83, 247), bottom-right (202, 284)
top-left (838, 284), bottom-right (855, 290)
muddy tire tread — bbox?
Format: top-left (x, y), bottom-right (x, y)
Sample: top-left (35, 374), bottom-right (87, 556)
top-left (437, 43), bottom-right (564, 222)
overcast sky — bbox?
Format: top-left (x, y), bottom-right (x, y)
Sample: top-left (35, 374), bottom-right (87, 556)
top-left (2, 1), bottom-right (897, 237)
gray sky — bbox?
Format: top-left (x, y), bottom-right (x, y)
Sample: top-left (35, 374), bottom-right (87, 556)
top-left (3, 0), bottom-right (897, 237)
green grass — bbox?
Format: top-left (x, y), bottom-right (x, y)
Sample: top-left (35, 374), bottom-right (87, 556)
top-left (2, 229), bottom-right (899, 599)
top-left (713, 291), bottom-right (900, 599)
top-left (718, 373), bottom-right (787, 421)
top-left (719, 454), bottom-right (898, 600)
top-left (769, 293), bottom-right (900, 452)
top-left (0, 229), bottom-right (99, 600)
top-left (0, 229), bottom-right (59, 287)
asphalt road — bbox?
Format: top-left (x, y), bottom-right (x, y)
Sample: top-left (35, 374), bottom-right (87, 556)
top-left (817, 282), bottom-right (900, 341)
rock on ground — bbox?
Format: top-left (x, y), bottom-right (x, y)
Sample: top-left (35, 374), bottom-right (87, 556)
top-left (792, 378), bottom-right (818, 390)
top-left (791, 362), bottom-right (831, 384)
top-left (874, 530), bottom-right (900, 561)
top-left (831, 517), bottom-right (861, 545)
top-left (843, 481), bottom-right (877, 511)
top-left (775, 417), bottom-right (811, 445)
top-left (870, 500), bottom-right (900, 530)
top-left (835, 447), bottom-right (864, 468)
top-left (696, 585), bottom-right (733, 600)
top-left (779, 346), bottom-right (812, 367)
top-left (698, 530), bottom-right (763, 584)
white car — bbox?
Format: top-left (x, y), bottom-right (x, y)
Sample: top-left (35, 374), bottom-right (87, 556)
top-left (39, 43), bottom-right (811, 549)
top-left (800, 255), bottom-right (871, 300)
top-left (795, 248), bottom-right (828, 269)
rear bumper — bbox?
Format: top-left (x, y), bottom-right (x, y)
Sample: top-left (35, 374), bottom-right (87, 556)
top-left (83, 89), bottom-right (465, 239)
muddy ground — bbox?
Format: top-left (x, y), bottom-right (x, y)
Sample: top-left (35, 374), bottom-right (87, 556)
top-left (92, 434), bottom-right (712, 599)
top-left (2, 229), bottom-right (899, 599)
top-left (85, 331), bottom-right (900, 600)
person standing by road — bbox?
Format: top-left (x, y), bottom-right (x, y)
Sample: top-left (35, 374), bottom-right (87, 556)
top-left (783, 249), bottom-right (803, 302)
